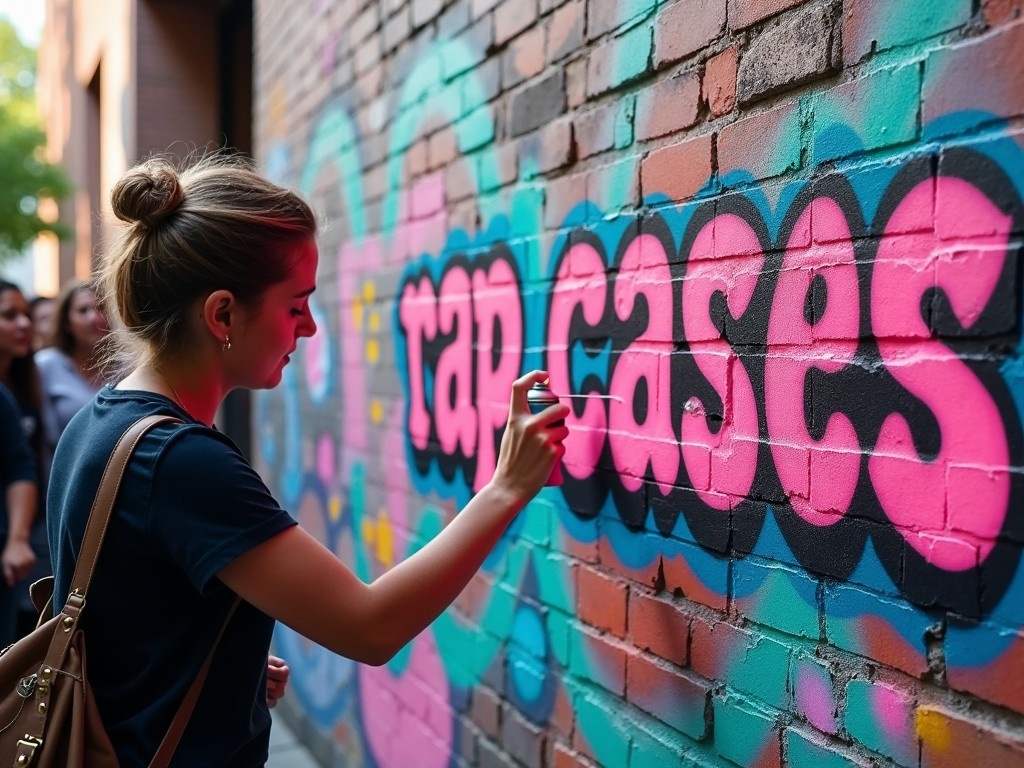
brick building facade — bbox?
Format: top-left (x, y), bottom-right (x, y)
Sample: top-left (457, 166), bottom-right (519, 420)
top-left (42, 0), bottom-right (1024, 766)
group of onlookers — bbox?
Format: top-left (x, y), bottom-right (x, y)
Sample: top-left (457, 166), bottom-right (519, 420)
top-left (0, 277), bottom-right (107, 645)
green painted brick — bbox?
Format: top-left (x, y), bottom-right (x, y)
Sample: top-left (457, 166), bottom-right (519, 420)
top-left (713, 695), bottom-right (780, 768)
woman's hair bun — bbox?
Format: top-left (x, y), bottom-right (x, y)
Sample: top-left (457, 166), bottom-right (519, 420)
top-left (110, 157), bottom-right (185, 227)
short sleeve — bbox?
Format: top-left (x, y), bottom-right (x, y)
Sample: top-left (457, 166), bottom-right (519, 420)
top-left (148, 428), bottom-right (296, 592)
top-left (0, 384), bottom-right (36, 490)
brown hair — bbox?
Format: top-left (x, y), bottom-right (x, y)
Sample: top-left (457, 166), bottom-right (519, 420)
top-left (46, 278), bottom-right (94, 355)
top-left (95, 152), bottom-right (317, 376)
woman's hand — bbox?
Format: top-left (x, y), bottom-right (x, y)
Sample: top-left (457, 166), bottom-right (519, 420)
top-left (267, 654), bottom-right (290, 708)
top-left (489, 371), bottom-right (570, 506)
top-left (1, 539), bottom-right (35, 587)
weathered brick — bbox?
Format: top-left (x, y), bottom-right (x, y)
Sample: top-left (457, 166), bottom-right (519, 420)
top-left (984, 0), bottom-right (1024, 25)
top-left (640, 132), bottom-right (714, 202)
top-left (574, 103), bottom-right (617, 159)
top-left (586, 23), bottom-right (653, 97)
top-left (471, 686), bottom-right (503, 739)
top-left (628, 590), bottom-right (690, 666)
top-left (566, 56), bottom-right (588, 108)
top-left (654, 0), bottom-right (727, 67)
top-left (737, 1), bottom-right (841, 105)
top-left (843, 0), bottom-right (970, 64)
top-left (702, 46), bottom-right (737, 116)
top-left (628, 654), bottom-right (711, 738)
top-left (534, 116), bottom-right (575, 172)
top-left (717, 102), bottom-right (801, 181)
top-left (510, 70), bottom-right (567, 136)
top-left (545, 173), bottom-right (588, 230)
top-left (918, 706), bottom-right (1024, 768)
top-left (844, 679), bottom-right (918, 766)
top-left (785, 728), bottom-right (869, 767)
top-left (714, 694), bottom-right (783, 768)
top-left (501, 706), bottom-right (547, 767)
top-left (578, 565), bottom-right (628, 635)
top-left (553, 740), bottom-right (595, 768)
top-left (502, 24), bottom-right (546, 88)
top-left (495, 0), bottom-right (539, 46)
top-left (728, 0), bottom-right (808, 30)
top-left (411, 0), bottom-right (443, 29)
top-left (547, 0), bottom-right (585, 62)
top-left (569, 623), bottom-right (628, 695)
top-left (636, 71), bottom-right (702, 141)
top-left (923, 21), bottom-right (1024, 134)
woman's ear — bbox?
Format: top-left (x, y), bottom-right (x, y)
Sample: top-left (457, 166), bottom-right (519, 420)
top-left (201, 290), bottom-right (235, 341)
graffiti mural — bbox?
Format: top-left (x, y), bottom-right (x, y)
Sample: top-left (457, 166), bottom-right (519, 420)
top-left (254, 0), bottom-right (1024, 765)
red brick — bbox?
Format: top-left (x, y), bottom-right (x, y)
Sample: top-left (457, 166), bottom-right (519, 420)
top-left (923, 21), bottom-right (1024, 128)
top-left (918, 706), bottom-right (1024, 768)
top-left (553, 741), bottom-right (596, 768)
top-left (470, 686), bottom-right (502, 739)
top-left (628, 590), bottom-right (690, 666)
top-left (717, 102), bottom-right (800, 181)
top-left (495, 0), bottom-right (538, 45)
top-left (574, 103), bottom-right (616, 159)
top-left (984, 0), bottom-right (1024, 25)
top-left (578, 565), bottom-right (628, 635)
top-left (503, 24), bottom-right (546, 87)
top-left (428, 126), bottom-right (458, 169)
top-left (703, 46), bottom-right (738, 117)
top-left (728, 0), bottom-right (807, 30)
top-left (547, 0), bottom-right (585, 62)
top-left (636, 72), bottom-right (701, 140)
top-left (640, 132), bottom-right (714, 202)
top-left (655, 0), bottom-right (727, 67)
top-left (689, 616), bottom-right (747, 679)
top-left (627, 654), bottom-right (711, 738)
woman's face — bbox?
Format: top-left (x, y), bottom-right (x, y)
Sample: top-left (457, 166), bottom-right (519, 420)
top-left (0, 288), bottom-right (33, 364)
top-left (231, 237), bottom-right (319, 390)
top-left (66, 289), bottom-right (107, 351)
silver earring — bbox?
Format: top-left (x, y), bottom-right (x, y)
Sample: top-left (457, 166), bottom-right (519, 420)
top-left (223, 335), bottom-right (232, 351)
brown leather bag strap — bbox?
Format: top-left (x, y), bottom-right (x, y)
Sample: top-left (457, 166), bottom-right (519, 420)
top-left (149, 597), bottom-right (241, 768)
top-left (67, 414), bottom-right (180, 595)
top-left (44, 414), bottom-right (242, 766)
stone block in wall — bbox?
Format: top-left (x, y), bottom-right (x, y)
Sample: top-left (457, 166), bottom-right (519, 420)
top-left (654, 0), bottom-right (727, 68)
top-left (737, 0), bottom-right (842, 106)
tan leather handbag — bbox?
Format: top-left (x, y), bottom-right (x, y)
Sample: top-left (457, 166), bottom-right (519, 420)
top-left (0, 415), bottom-right (238, 767)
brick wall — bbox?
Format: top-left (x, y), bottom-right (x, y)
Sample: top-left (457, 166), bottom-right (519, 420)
top-left (252, 0), bottom-right (1024, 765)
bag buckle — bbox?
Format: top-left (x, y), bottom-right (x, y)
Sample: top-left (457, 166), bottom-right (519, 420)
top-left (15, 734), bottom-right (42, 764)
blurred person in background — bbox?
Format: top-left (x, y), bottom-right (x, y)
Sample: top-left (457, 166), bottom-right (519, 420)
top-left (0, 279), bottom-right (39, 646)
top-left (36, 278), bottom-right (109, 468)
top-left (28, 280), bottom-right (109, 636)
top-left (28, 295), bottom-right (56, 352)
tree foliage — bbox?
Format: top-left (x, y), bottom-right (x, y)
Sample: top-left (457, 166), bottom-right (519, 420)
top-left (0, 19), bottom-right (70, 262)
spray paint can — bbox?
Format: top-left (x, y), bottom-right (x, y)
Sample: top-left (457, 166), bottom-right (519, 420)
top-left (526, 381), bottom-right (564, 486)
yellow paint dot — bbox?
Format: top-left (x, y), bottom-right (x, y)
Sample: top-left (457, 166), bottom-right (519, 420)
top-left (362, 281), bottom-right (375, 303)
top-left (361, 518), bottom-right (375, 545)
top-left (352, 299), bottom-right (363, 331)
top-left (376, 514), bottom-right (394, 568)
top-left (369, 312), bottom-right (380, 333)
top-left (329, 496), bottom-right (342, 522)
top-left (916, 709), bottom-right (951, 751)
top-left (370, 399), bottom-right (384, 424)
top-left (366, 338), bottom-right (379, 364)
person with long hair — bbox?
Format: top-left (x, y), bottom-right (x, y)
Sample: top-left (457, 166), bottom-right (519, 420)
top-left (47, 153), bottom-right (569, 766)
top-left (35, 278), bottom-right (108, 469)
top-left (0, 279), bottom-right (39, 646)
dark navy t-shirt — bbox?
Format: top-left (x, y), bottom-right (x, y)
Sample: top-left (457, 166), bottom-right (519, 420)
top-left (47, 388), bottom-right (297, 767)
